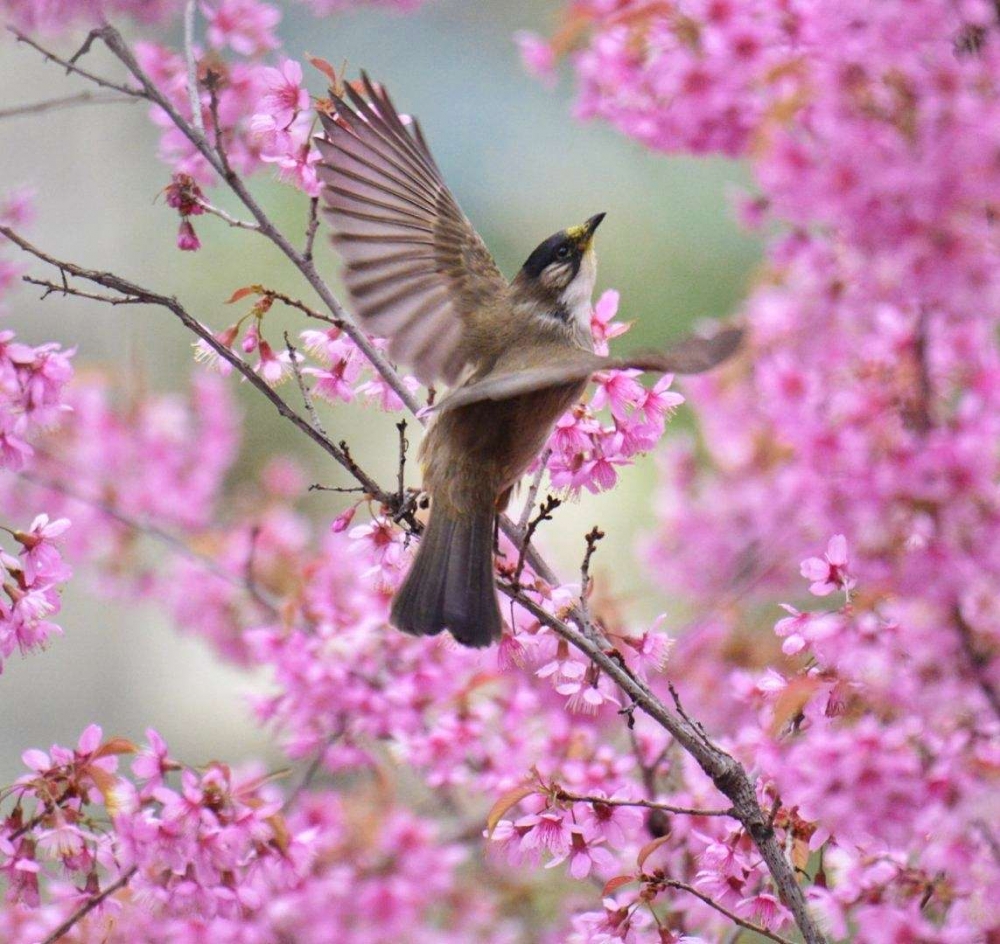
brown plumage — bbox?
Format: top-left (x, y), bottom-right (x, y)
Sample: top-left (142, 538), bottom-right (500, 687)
top-left (316, 74), bottom-right (742, 647)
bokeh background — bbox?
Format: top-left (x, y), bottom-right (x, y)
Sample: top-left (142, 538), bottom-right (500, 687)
top-left (0, 0), bottom-right (761, 783)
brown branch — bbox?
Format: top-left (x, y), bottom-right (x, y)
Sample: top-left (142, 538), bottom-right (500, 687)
top-left (652, 877), bottom-right (797, 944)
top-left (504, 585), bottom-right (826, 943)
top-left (514, 494), bottom-right (561, 586)
top-left (954, 605), bottom-right (1000, 719)
top-left (40, 866), bottom-right (138, 944)
top-left (195, 199), bottom-right (260, 232)
top-left (66, 24), bottom-right (421, 417)
top-left (7, 27), bottom-right (141, 98)
top-left (1, 226), bottom-right (418, 534)
top-left (0, 90), bottom-right (134, 120)
top-left (554, 790), bottom-right (734, 818)
top-left (580, 525), bottom-right (605, 624)
top-left (284, 332), bottom-right (327, 438)
top-left (303, 196), bottom-right (320, 262)
top-left (182, 0), bottom-right (204, 134)
top-left (516, 448), bottom-right (551, 533)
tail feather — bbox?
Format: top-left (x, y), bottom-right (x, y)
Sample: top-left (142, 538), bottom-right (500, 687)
top-left (391, 505), bottom-right (502, 648)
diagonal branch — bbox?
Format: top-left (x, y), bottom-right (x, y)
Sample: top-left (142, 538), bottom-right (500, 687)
top-left (40, 866), bottom-right (138, 944)
top-left (655, 877), bottom-right (797, 944)
top-left (0, 90), bottom-right (135, 120)
top-left (1, 226), bottom-right (419, 534)
top-left (67, 24), bottom-right (421, 417)
top-left (7, 27), bottom-right (142, 98)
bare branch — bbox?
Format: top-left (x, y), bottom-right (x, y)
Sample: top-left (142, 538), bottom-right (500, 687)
top-left (76, 25), bottom-right (421, 417)
top-left (654, 877), bottom-right (797, 944)
top-left (40, 866), bottom-right (138, 944)
top-left (304, 196), bottom-right (320, 262)
top-left (195, 198), bottom-right (261, 232)
top-left (0, 90), bottom-right (134, 121)
top-left (580, 525), bottom-right (605, 623)
top-left (514, 494), bottom-right (561, 586)
top-left (7, 27), bottom-right (141, 98)
top-left (554, 790), bottom-right (735, 818)
top-left (516, 447), bottom-right (551, 534)
top-left (183, 0), bottom-right (204, 134)
top-left (1, 226), bottom-right (418, 533)
top-left (284, 331), bottom-right (327, 438)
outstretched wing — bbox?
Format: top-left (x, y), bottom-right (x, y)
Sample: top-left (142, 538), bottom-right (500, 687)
top-left (315, 74), bottom-right (508, 386)
top-left (433, 327), bottom-right (744, 413)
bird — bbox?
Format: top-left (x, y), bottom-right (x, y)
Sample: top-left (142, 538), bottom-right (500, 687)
top-left (314, 74), bottom-right (742, 648)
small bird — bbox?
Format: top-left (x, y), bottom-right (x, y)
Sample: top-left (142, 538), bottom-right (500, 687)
top-left (315, 75), bottom-right (741, 648)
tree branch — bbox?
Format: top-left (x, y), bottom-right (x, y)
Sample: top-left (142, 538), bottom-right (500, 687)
top-left (67, 24), bottom-right (421, 417)
top-left (1, 226), bottom-right (418, 534)
top-left (654, 877), bottom-right (797, 944)
top-left (554, 790), bottom-right (734, 818)
top-left (40, 866), bottom-right (138, 944)
top-left (183, 0), bottom-right (204, 134)
top-left (7, 27), bottom-right (142, 98)
top-left (0, 90), bottom-right (134, 121)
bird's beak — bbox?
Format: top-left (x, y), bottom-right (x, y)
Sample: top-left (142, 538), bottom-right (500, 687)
top-left (569, 212), bottom-right (606, 252)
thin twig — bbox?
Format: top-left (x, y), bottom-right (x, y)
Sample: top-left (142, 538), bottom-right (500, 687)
top-left (0, 90), bottom-right (134, 120)
top-left (309, 483), bottom-right (367, 494)
top-left (40, 866), bottom-right (138, 944)
top-left (304, 196), bottom-right (320, 261)
top-left (396, 421), bottom-right (408, 504)
top-left (183, 0), bottom-right (204, 133)
top-left (580, 525), bottom-right (605, 623)
top-left (2, 226), bottom-right (415, 529)
top-left (516, 448), bottom-right (551, 534)
top-left (265, 288), bottom-right (338, 325)
top-left (24, 276), bottom-right (144, 306)
top-left (19, 466), bottom-right (280, 617)
top-left (196, 199), bottom-right (260, 232)
top-left (284, 331), bottom-right (327, 438)
top-left (513, 494), bottom-right (561, 586)
top-left (554, 790), bottom-right (735, 818)
top-left (7, 27), bottom-right (141, 98)
top-left (76, 25), bottom-right (421, 417)
top-left (655, 878), bottom-right (797, 944)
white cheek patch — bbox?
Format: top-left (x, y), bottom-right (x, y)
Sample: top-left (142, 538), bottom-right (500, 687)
top-left (561, 250), bottom-right (597, 334)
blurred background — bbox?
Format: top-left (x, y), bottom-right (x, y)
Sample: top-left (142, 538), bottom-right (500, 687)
top-left (0, 0), bottom-right (761, 783)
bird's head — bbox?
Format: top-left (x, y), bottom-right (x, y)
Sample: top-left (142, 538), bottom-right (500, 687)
top-left (513, 212), bottom-right (605, 327)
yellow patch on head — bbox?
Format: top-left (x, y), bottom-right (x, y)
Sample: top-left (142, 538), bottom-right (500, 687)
top-left (565, 222), bottom-right (596, 252)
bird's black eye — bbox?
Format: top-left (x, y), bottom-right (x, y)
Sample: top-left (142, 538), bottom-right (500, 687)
top-left (555, 244), bottom-right (571, 260)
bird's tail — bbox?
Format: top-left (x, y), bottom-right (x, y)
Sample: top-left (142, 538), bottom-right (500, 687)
top-left (391, 504), bottom-right (502, 648)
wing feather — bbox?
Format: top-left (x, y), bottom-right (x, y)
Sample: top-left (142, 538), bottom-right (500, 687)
top-left (317, 74), bottom-right (507, 385)
top-left (433, 328), bottom-right (744, 413)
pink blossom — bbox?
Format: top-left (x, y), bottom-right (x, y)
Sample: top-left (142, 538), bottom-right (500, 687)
top-left (257, 58), bottom-right (309, 128)
top-left (202, 0), bottom-right (280, 56)
top-left (176, 218), bottom-right (201, 251)
top-left (800, 534), bottom-right (856, 597)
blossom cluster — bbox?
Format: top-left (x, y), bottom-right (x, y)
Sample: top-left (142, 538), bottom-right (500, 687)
top-left (526, 0), bottom-right (1000, 937)
top-left (1, 0), bottom-right (423, 36)
top-left (7, 0), bottom-right (1000, 940)
top-left (541, 290), bottom-right (685, 496)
